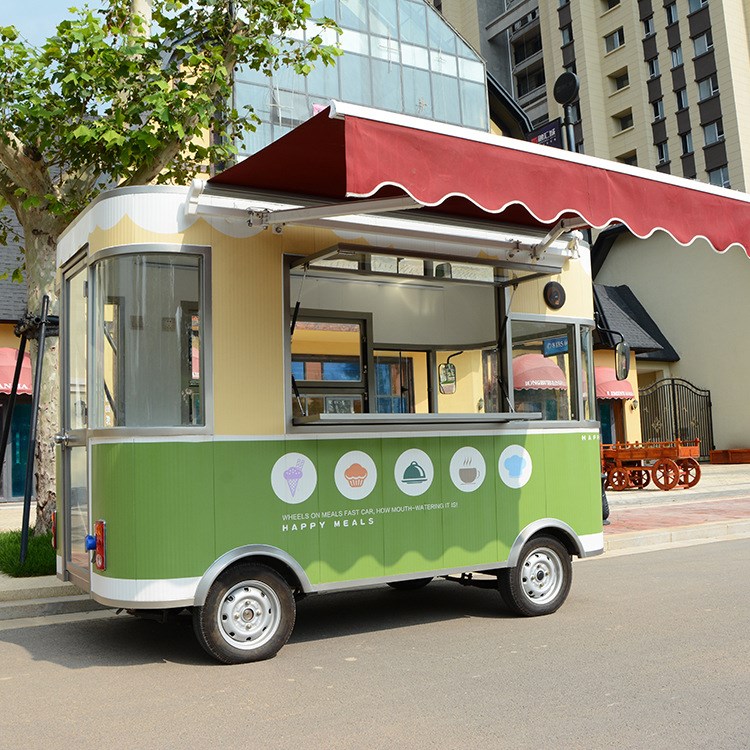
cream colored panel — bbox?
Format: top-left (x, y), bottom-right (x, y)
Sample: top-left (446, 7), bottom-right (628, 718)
top-left (509, 259), bottom-right (594, 320)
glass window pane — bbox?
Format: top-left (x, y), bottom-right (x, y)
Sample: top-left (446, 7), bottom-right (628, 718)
top-left (371, 35), bottom-right (400, 62)
top-left (338, 0), bottom-right (367, 31)
top-left (400, 0), bottom-right (427, 46)
top-left (427, 7), bottom-right (456, 54)
top-left (93, 253), bottom-right (203, 427)
top-left (306, 59), bottom-right (340, 98)
top-left (430, 50), bottom-right (458, 77)
top-left (292, 321), bottom-right (363, 382)
top-left (370, 0), bottom-right (397, 38)
top-left (403, 66), bottom-right (433, 118)
top-left (67, 270), bottom-right (88, 430)
top-left (372, 58), bottom-right (403, 111)
top-left (310, 0), bottom-right (337, 19)
top-left (401, 43), bottom-right (429, 69)
top-left (432, 73), bottom-right (461, 125)
top-left (511, 320), bottom-right (576, 420)
top-left (340, 54), bottom-right (372, 105)
top-left (460, 80), bottom-right (488, 129)
top-left (458, 57), bottom-right (485, 84)
top-left (339, 28), bottom-right (370, 54)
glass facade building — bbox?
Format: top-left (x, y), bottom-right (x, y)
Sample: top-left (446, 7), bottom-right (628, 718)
top-left (234, 0), bottom-right (489, 157)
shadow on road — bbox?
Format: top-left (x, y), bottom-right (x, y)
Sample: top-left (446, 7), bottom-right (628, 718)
top-left (1, 580), bottom-right (511, 668)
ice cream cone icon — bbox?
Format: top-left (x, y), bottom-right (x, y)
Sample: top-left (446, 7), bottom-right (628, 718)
top-left (283, 459), bottom-right (305, 497)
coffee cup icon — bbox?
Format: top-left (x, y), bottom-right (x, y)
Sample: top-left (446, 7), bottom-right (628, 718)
top-left (459, 466), bottom-right (478, 484)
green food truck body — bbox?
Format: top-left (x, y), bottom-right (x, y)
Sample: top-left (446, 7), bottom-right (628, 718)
top-left (55, 104), bottom-right (616, 663)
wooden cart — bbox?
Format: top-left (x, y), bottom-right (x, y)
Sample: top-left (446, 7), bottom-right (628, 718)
top-left (601, 439), bottom-right (701, 491)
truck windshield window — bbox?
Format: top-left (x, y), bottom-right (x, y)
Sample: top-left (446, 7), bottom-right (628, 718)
top-left (92, 252), bottom-right (204, 428)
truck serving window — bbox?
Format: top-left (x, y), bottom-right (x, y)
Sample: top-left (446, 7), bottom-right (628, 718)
top-left (509, 319), bottom-right (580, 420)
top-left (92, 252), bottom-right (204, 428)
top-left (287, 251), bottom-right (597, 425)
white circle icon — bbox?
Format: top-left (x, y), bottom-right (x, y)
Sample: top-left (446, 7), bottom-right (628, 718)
top-left (498, 445), bottom-right (533, 489)
top-left (394, 449), bottom-right (434, 497)
top-left (271, 452), bottom-right (317, 504)
top-left (449, 447), bottom-right (486, 493)
top-left (335, 451), bottom-right (377, 500)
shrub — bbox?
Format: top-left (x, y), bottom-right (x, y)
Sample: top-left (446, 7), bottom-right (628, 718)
top-left (0, 529), bottom-right (56, 577)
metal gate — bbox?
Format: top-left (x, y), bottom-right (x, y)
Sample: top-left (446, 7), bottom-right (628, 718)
top-left (638, 378), bottom-right (714, 460)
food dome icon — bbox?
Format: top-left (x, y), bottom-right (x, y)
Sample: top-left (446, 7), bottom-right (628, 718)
top-left (402, 460), bottom-right (427, 484)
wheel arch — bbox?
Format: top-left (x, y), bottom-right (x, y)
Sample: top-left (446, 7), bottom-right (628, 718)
top-left (194, 545), bottom-right (313, 606)
top-left (507, 519), bottom-right (584, 567)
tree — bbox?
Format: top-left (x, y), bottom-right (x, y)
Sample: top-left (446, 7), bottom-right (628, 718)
top-left (0, 0), bottom-right (340, 532)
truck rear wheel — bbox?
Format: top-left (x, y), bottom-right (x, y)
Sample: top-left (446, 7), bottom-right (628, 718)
top-left (193, 563), bottom-right (296, 664)
top-left (498, 536), bottom-right (572, 617)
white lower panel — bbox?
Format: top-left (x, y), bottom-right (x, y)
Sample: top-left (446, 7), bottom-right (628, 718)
top-left (91, 572), bottom-right (201, 607)
top-left (579, 532), bottom-right (604, 556)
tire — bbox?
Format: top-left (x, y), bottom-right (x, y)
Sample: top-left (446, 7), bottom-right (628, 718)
top-left (387, 577), bottom-right (433, 591)
top-left (193, 563), bottom-right (296, 664)
top-left (498, 536), bottom-right (572, 617)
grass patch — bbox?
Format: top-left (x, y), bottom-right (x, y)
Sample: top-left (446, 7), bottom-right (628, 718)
top-left (0, 529), bottom-right (56, 577)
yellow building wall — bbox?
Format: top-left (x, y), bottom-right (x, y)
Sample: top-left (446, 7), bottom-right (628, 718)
top-left (0, 325), bottom-right (19, 349)
top-left (594, 350), bottom-right (641, 444)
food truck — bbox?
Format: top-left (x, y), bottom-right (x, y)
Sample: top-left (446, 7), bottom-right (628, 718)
top-left (53, 102), bottom-right (750, 663)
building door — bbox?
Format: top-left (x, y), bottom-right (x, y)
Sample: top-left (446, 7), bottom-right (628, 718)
top-left (60, 260), bottom-right (90, 588)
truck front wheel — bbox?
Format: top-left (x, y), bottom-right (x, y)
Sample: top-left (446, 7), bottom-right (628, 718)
top-left (498, 536), bottom-right (572, 617)
top-left (193, 563), bottom-right (296, 664)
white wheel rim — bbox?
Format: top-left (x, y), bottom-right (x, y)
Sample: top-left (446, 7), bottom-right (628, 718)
top-left (519, 546), bottom-right (564, 606)
top-left (217, 580), bottom-right (282, 651)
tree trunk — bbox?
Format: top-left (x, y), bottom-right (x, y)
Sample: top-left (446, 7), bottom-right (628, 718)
top-left (23, 211), bottom-right (64, 535)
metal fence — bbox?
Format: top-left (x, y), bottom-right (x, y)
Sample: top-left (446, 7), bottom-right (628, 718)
top-left (638, 378), bottom-right (714, 461)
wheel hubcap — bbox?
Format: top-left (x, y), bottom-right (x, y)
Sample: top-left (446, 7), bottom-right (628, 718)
top-left (520, 547), bottom-right (563, 605)
top-left (218, 580), bottom-right (281, 650)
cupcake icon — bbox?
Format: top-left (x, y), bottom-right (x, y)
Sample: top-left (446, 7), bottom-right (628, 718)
top-left (344, 462), bottom-right (368, 488)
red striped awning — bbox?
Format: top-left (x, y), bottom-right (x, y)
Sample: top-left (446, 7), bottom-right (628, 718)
top-left (0, 348), bottom-right (32, 395)
top-left (513, 354), bottom-right (568, 390)
top-left (210, 102), bottom-right (750, 256)
top-left (595, 367), bottom-right (635, 400)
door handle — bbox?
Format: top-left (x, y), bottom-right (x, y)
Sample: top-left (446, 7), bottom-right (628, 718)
top-left (53, 431), bottom-right (70, 447)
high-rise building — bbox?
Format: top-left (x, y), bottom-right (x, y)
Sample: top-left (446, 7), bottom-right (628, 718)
top-left (438, 0), bottom-right (750, 191)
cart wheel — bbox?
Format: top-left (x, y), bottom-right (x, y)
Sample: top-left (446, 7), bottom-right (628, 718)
top-left (607, 467), bottom-right (630, 491)
top-left (678, 458), bottom-right (701, 488)
top-left (498, 536), bottom-right (572, 617)
top-left (193, 563), bottom-right (296, 664)
top-left (629, 469), bottom-right (651, 489)
top-left (652, 458), bottom-right (680, 491)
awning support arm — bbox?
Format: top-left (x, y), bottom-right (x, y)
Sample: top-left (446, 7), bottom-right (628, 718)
top-left (531, 219), bottom-right (587, 260)
top-left (246, 196), bottom-right (422, 231)
top-left (186, 179), bottom-right (422, 229)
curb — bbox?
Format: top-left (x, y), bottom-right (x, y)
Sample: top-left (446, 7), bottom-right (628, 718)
top-left (0, 575), bottom-right (83, 603)
top-left (604, 518), bottom-right (750, 552)
top-left (0, 573), bottom-right (110, 621)
top-left (0, 595), bottom-right (109, 621)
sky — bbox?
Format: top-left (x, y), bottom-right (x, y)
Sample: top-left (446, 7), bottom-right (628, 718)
top-left (1, 1), bottom-right (96, 46)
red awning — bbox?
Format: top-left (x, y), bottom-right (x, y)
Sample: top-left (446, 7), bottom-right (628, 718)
top-left (513, 354), bottom-right (568, 390)
top-left (210, 102), bottom-right (750, 256)
top-left (595, 367), bottom-right (635, 400)
top-left (0, 348), bottom-right (32, 395)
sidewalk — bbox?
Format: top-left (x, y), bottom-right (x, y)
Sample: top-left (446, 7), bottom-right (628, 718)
top-left (1, 463), bottom-right (748, 621)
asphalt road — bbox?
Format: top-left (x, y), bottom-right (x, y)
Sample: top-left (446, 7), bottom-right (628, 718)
top-left (0, 540), bottom-right (748, 750)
